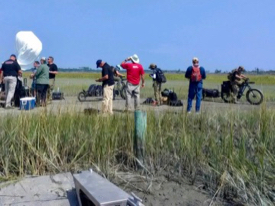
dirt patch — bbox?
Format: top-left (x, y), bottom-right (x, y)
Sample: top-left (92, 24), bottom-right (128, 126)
top-left (111, 172), bottom-right (212, 206)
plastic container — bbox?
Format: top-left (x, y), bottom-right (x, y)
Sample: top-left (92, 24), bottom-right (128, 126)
top-left (20, 97), bottom-right (35, 110)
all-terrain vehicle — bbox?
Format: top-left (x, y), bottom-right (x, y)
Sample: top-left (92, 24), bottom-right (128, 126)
top-left (221, 79), bottom-right (263, 105)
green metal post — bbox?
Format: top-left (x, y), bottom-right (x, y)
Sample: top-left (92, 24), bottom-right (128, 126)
top-left (134, 110), bottom-right (147, 165)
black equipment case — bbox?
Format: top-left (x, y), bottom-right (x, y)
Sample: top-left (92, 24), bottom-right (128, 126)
top-left (52, 92), bottom-right (65, 100)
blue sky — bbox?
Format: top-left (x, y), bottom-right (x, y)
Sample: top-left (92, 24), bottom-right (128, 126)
top-left (0, 0), bottom-right (274, 71)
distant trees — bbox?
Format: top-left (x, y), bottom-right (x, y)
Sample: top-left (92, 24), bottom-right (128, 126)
top-left (214, 69), bottom-right (222, 74)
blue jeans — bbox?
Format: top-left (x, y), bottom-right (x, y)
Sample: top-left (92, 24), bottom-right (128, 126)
top-left (187, 82), bottom-right (203, 112)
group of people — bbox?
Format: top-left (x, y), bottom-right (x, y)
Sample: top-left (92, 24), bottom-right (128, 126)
top-left (0, 54), bottom-right (58, 108)
top-left (95, 55), bottom-right (201, 115)
top-left (95, 54), bottom-right (145, 115)
top-left (1, 53), bottom-right (246, 113)
top-left (96, 55), bottom-right (247, 115)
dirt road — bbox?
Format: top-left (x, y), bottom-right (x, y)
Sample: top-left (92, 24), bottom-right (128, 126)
top-left (0, 95), bottom-right (272, 115)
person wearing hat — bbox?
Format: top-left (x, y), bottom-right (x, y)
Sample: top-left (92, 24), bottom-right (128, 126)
top-left (185, 57), bottom-right (206, 113)
top-left (95, 59), bottom-right (115, 115)
top-left (32, 57), bottom-right (49, 107)
top-left (149, 63), bottom-right (162, 106)
top-left (1, 54), bottom-right (22, 109)
top-left (120, 54), bottom-right (145, 111)
top-left (229, 66), bottom-right (247, 104)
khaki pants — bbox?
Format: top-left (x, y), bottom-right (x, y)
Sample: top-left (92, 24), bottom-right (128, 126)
top-left (153, 81), bottom-right (162, 105)
top-left (126, 82), bottom-right (140, 110)
top-left (102, 84), bottom-right (114, 114)
top-left (47, 78), bottom-right (55, 102)
top-left (4, 76), bottom-right (17, 107)
top-left (231, 81), bottom-right (240, 102)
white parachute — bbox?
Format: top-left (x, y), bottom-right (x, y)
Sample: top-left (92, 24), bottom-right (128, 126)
top-left (15, 31), bottom-right (42, 70)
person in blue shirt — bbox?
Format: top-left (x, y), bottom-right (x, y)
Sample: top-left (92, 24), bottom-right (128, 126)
top-left (185, 57), bottom-right (206, 113)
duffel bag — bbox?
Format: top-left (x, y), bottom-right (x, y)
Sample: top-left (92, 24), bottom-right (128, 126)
top-left (203, 88), bottom-right (220, 98)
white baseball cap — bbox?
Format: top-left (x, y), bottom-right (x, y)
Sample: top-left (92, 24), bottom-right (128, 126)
top-left (192, 57), bottom-right (199, 63)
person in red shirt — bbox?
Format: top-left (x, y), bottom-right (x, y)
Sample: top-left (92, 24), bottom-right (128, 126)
top-left (120, 54), bottom-right (145, 111)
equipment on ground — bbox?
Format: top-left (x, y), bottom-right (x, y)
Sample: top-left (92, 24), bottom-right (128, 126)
top-left (20, 97), bottom-right (35, 110)
top-left (73, 169), bottom-right (144, 206)
top-left (15, 31), bottom-right (42, 71)
top-left (160, 88), bottom-right (183, 106)
top-left (52, 92), bottom-right (65, 100)
top-left (78, 84), bottom-right (103, 102)
top-left (221, 79), bottom-right (263, 105)
top-left (202, 88), bottom-right (220, 99)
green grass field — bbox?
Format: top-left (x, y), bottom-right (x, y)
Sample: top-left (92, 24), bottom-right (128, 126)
top-left (1, 72), bottom-right (274, 205)
top-left (23, 72), bottom-right (275, 101)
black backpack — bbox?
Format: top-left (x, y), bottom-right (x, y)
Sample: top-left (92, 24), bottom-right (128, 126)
top-left (143, 97), bottom-right (155, 104)
top-left (169, 100), bottom-right (183, 107)
top-left (156, 68), bottom-right (166, 83)
top-left (168, 91), bottom-right (177, 102)
top-left (202, 88), bottom-right (220, 98)
top-left (161, 88), bottom-right (170, 97)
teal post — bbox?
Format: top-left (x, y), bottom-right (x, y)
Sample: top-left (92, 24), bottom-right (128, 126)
top-left (134, 110), bottom-right (147, 165)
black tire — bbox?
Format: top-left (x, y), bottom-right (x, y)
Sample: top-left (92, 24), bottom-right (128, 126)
top-left (78, 92), bottom-right (86, 102)
top-left (221, 91), bottom-right (233, 103)
top-left (113, 90), bottom-right (116, 100)
top-left (120, 85), bottom-right (127, 100)
top-left (246, 89), bottom-right (263, 105)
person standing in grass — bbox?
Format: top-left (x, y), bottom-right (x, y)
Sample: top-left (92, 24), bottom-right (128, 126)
top-left (47, 56), bottom-right (58, 103)
top-left (1, 54), bottom-right (22, 109)
top-left (120, 54), bottom-right (145, 111)
top-left (185, 57), bottom-right (206, 113)
top-left (30, 61), bottom-right (40, 97)
top-left (33, 57), bottom-right (49, 107)
top-left (96, 59), bottom-right (115, 115)
top-left (149, 63), bottom-right (162, 106)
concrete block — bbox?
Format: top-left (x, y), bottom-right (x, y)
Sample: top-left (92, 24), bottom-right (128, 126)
top-left (73, 170), bottom-right (130, 206)
top-left (0, 172), bottom-right (78, 206)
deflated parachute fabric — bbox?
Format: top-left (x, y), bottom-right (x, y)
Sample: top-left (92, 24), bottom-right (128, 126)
top-left (15, 31), bottom-right (42, 70)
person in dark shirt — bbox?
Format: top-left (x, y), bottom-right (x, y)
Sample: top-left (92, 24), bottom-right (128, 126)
top-left (1, 54), bottom-right (22, 108)
top-left (149, 63), bottom-right (162, 106)
top-left (47, 56), bottom-right (58, 103)
top-left (95, 59), bottom-right (115, 115)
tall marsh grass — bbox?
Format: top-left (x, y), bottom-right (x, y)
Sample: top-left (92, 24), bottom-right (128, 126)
top-left (0, 106), bottom-right (274, 205)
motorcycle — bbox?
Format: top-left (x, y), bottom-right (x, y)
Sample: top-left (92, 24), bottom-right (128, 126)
top-left (221, 79), bottom-right (263, 105)
top-left (113, 76), bottom-right (127, 100)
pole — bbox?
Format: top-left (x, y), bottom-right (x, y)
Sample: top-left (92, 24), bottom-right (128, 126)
top-left (134, 110), bottom-right (147, 166)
